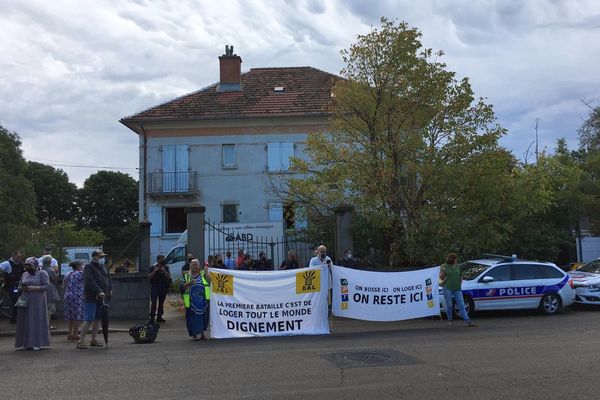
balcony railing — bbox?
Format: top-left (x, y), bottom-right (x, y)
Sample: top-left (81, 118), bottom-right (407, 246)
top-left (148, 171), bottom-right (197, 195)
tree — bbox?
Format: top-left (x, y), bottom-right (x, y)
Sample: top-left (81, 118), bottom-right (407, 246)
top-left (507, 143), bottom-right (586, 263)
top-left (25, 162), bottom-right (77, 224)
top-left (578, 104), bottom-right (600, 152)
top-left (280, 19), bottom-right (515, 266)
top-left (78, 171), bottom-right (138, 231)
top-left (0, 124), bottom-right (37, 257)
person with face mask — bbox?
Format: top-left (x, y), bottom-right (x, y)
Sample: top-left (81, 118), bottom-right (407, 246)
top-left (77, 250), bottom-right (111, 349)
top-left (15, 257), bottom-right (50, 351)
top-left (182, 253), bottom-right (195, 275)
top-left (337, 249), bottom-right (357, 268)
top-left (41, 255), bottom-right (60, 330)
top-left (309, 245), bottom-right (332, 267)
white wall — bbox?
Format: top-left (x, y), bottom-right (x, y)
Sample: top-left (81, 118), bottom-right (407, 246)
top-left (144, 132), bottom-right (309, 260)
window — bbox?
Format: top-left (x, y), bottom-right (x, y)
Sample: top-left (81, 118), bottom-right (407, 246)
top-left (267, 142), bottom-right (294, 172)
top-left (162, 144), bottom-right (189, 192)
top-left (222, 204), bottom-right (238, 223)
top-left (222, 144), bottom-right (236, 168)
top-left (268, 203), bottom-right (283, 222)
top-left (481, 265), bottom-right (511, 282)
top-left (540, 266), bottom-right (564, 279)
top-left (165, 246), bottom-right (185, 265)
top-left (512, 264), bottom-right (545, 280)
top-left (165, 207), bottom-right (187, 234)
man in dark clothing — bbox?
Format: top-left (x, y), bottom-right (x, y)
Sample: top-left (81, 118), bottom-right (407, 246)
top-left (253, 251), bottom-right (273, 271)
top-left (77, 249), bottom-right (112, 349)
top-left (181, 253), bottom-right (194, 275)
top-left (0, 250), bottom-right (24, 323)
top-left (337, 249), bottom-right (358, 268)
top-left (148, 255), bottom-right (171, 323)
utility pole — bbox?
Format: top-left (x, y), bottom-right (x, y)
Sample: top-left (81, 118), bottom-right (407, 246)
top-left (535, 117), bottom-right (540, 164)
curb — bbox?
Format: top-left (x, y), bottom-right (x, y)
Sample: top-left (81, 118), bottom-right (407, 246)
top-left (0, 328), bottom-right (131, 338)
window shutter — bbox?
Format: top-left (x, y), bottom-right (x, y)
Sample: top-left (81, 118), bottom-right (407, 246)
top-left (149, 207), bottom-right (163, 237)
top-left (281, 142), bottom-right (294, 171)
top-left (267, 143), bottom-right (280, 171)
top-left (175, 144), bottom-right (189, 191)
top-left (268, 203), bottom-right (283, 222)
top-left (162, 145), bottom-right (175, 192)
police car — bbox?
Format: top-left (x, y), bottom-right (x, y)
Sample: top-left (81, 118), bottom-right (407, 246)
top-left (568, 258), bottom-right (600, 305)
top-left (440, 255), bottom-right (575, 317)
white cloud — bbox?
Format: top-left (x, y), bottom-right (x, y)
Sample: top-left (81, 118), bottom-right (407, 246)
top-left (0, 0), bottom-right (599, 185)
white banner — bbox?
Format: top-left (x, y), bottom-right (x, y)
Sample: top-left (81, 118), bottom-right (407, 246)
top-left (332, 265), bottom-right (440, 321)
top-left (208, 266), bottom-right (330, 338)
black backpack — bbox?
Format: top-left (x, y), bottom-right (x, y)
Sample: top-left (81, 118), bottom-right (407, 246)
top-left (129, 322), bottom-right (159, 344)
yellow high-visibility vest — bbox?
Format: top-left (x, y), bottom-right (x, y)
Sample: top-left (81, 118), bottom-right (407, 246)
top-left (182, 272), bottom-right (210, 308)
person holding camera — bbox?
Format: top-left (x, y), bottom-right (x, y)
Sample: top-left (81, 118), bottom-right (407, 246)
top-left (253, 251), bottom-right (272, 271)
top-left (148, 254), bottom-right (171, 323)
top-left (77, 250), bottom-right (111, 349)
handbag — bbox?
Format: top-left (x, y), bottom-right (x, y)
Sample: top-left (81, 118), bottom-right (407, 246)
top-left (15, 293), bottom-right (28, 308)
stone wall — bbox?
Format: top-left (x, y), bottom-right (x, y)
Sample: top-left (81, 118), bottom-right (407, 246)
top-left (54, 273), bottom-right (150, 320)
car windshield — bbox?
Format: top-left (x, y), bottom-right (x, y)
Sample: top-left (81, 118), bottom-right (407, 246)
top-left (578, 260), bottom-right (600, 274)
top-left (460, 262), bottom-right (490, 281)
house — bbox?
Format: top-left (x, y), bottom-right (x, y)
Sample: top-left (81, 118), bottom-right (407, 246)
top-left (120, 46), bottom-right (340, 260)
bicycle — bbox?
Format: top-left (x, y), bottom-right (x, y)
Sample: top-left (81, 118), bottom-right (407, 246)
top-left (0, 286), bottom-right (15, 319)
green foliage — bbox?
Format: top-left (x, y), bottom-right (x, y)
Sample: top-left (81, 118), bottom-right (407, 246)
top-left (20, 222), bottom-right (105, 260)
top-left (283, 19), bottom-right (515, 266)
top-left (78, 171), bottom-right (138, 231)
top-left (25, 161), bottom-right (77, 223)
top-left (0, 125), bottom-right (37, 257)
top-left (578, 105), bottom-right (600, 152)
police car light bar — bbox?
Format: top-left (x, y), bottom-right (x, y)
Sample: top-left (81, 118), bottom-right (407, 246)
top-left (481, 253), bottom-right (516, 262)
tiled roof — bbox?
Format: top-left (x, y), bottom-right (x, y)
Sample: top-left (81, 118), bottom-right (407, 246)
top-left (121, 67), bottom-right (341, 123)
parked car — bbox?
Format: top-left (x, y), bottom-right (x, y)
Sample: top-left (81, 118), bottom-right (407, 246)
top-left (440, 256), bottom-right (575, 318)
top-left (568, 258), bottom-right (600, 305)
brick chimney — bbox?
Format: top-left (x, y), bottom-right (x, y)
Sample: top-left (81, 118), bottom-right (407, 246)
top-left (217, 45), bottom-right (242, 92)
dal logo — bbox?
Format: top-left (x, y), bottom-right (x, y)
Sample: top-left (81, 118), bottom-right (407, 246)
top-left (296, 270), bottom-right (321, 294)
top-left (211, 273), bottom-right (233, 296)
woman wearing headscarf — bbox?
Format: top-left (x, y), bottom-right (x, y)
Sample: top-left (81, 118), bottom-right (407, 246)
top-left (15, 257), bottom-right (51, 350)
top-left (180, 259), bottom-right (209, 340)
top-left (41, 255), bottom-right (60, 330)
top-left (63, 261), bottom-right (84, 341)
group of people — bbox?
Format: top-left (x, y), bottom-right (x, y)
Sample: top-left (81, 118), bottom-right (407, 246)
top-left (0, 248), bottom-right (112, 351)
top-left (2, 244), bottom-right (476, 351)
top-left (147, 254), bottom-right (211, 340)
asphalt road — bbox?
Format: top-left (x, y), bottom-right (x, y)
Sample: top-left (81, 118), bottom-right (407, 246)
top-left (1, 307), bottom-right (599, 400)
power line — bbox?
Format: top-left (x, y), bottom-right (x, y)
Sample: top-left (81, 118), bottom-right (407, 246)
top-left (28, 157), bottom-right (138, 171)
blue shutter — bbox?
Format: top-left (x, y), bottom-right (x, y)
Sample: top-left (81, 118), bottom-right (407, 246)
top-left (149, 207), bottom-right (162, 237)
top-left (267, 143), bottom-right (280, 171)
top-left (162, 145), bottom-right (175, 192)
top-left (175, 144), bottom-right (189, 191)
top-left (281, 142), bottom-right (294, 171)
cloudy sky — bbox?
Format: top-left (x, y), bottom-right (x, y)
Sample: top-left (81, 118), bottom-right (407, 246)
top-left (1, 0), bottom-right (599, 185)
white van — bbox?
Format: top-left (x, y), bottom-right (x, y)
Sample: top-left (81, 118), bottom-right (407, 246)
top-left (59, 247), bottom-right (99, 275)
top-left (164, 222), bottom-right (284, 280)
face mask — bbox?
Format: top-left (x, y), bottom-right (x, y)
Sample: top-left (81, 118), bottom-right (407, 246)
top-left (188, 258), bottom-right (193, 262)
top-left (26, 266), bottom-right (36, 274)
top-left (97, 258), bottom-right (105, 266)
top-left (320, 252), bottom-right (326, 259)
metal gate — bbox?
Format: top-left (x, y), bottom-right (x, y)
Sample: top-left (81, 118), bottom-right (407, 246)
top-left (205, 220), bottom-right (316, 269)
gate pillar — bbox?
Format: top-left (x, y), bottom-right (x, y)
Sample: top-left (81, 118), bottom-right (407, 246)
top-left (187, 206), bottom-right (206, 264)
top-left (334, 204), bottom-right (354, 263)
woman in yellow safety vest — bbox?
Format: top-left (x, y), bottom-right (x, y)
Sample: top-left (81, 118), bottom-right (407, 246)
top-left (180, 259), bottom-right (210, 340)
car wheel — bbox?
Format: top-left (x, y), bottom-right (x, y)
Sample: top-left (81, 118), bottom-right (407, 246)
top-left (453, 296), bottom-right (473, 319)
top-left (540, 293), bottom-right (561, 315)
